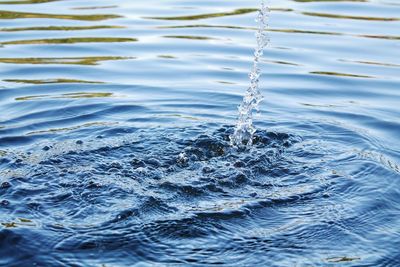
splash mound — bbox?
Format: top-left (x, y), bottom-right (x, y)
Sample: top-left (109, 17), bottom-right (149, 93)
top-left (1, 125), bottom-right (398, 266)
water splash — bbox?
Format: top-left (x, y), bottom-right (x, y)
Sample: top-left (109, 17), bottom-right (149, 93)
top-left (230, 1), bottom-right (270, 148)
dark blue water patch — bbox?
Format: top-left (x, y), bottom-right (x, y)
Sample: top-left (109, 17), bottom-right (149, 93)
top-left (0, 135), bottom-right (36, 147)
top-left (0, 104), bottom-right (149, 144)
top-left (0, 124), bottom-right (399, 266)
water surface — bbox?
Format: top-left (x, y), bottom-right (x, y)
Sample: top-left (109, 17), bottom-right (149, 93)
top-left (0, 0), bottom-right (399, 266)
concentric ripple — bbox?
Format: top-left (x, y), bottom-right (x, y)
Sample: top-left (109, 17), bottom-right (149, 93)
top-left (0, 122), bottom-right (399, 266)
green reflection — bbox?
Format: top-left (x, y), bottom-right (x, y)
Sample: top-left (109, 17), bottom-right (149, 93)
top-left (159, 24), bottom-right (342, 36)
top-left (1, 222), bottom-right (17, 228)
top-left (0, 218), bottom-right (35, 229)
top-left (62, 92), bottom-right (113, 98)
top-left (360, 34), bottom-right (400, 40)
top-left (311, 71), bottom-right (373, 78)
top-left (0, 0), bottom-right (59, 4)
top-left (273, 29), bottom-right (400, 40)
top-left (16, 92), bottom-right (114, 101)
top-left (270, 8), bottom-right (293, 12)
top-left (158, 24), bottom-right (252, 30)
top-left (2, 37), bottom-right (137, 45)
top-left (0, 10), bottom-right (121, 21)
top-left (158, 55), bottom-right (176, 59)
top-left (341, 60), bottom-right (400, 67)
top-left (270, 28), bottom-right (342, 36)
top-left (300, 102), bottom-right (342, 108)
top-left (0, 56), bottom-right (133, 65)
top-left (4, 78), bottom-right (104, 84)
top-left (19, 218), bottom-right (32, 223)
top-left (0, 25), bottom-right (124, 31)
top-left (145, 8), bottom-right (258, 21)
top-left (216, 81), bottom-right (236, 85)
top-left (158, 24), bottom-right (398, 41)
top-left (303, 11), bottom-right (399, 21)
top-left (326, 257), bottom-right (361, 263)
top-left (72, 5), bottom-right (117, 10)
top-left (265, 60), bottom-right (301, 66)
top-left (164, 35), bottom-right (215, 40)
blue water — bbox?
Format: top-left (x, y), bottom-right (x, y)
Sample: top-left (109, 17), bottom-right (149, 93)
top-left (0, 0), bottom-right (399, 266)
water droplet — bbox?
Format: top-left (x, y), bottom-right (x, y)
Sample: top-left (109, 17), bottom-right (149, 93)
top-left (0, 200), bottom-right (10, 206)
top-left (0, 181), bottom-right (11, 189)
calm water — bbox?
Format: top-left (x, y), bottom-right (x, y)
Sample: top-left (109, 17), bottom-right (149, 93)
top-left (0, 0), bottom-right (400, 266)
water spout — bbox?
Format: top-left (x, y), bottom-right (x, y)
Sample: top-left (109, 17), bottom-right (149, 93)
top-left (230, 1), bottom-right (270, 148)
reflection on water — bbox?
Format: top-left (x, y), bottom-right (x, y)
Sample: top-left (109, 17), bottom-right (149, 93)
top-left (164, 35), bottom-right (216, 41)
top-left (340, 59), bottom-right (400, 67)
top-left (160, 25), bottom-right (399, 41)
top-left (0, 56), bottom-right (132, 65)
top-left (310, 71), bottom-right (374, 78)
top-left (145, 8), bottom-right (258, 21)
top-left (0, 10), bottom-right (121, 20)
top-left (326, 257), bottom-right (361, 263)
top-left (71, 5), bottom-right (118, 10)
top-left (0, 25), bottom-right (124, 32)
top-left (0, 0), bottom-right (399, 266)
top-left (15, 92), bottom-right (114, 101)
top-left (2, 37), bottom-right (137, 46)
top-left (302, 11), bottom-right (400, 21)
top-left (0, 0), bottom-right (59, 4)
top-left (4, 78), bottom-right (104, 84)
top-left (360, 34), bottom-right (400, 40)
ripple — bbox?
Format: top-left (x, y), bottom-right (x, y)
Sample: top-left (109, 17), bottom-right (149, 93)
top-left (359, 34), bottom-right (400, 40)
top-left (145, 8), bottom-right (258, 21)
top-left (310, 71), bottom-right (374, 78)
top-left (71, 5), bottom-right (118, 11)
top-left (157, 24), bottom-right (400, 41)
top-left (0, 0), bottom-right (60, 4)
top-left (0, 10), bottom-right (121, 21)
top-left (25, 122), bottom-right (118, 135)
top-left (4, 78), bottom-right (104, 84)
top-left (0, 25), bottom-right (124, 32)
top-left (15, 92), bottom-right (114, 101)
top-left (302, 11), bottom-right (400, 21)
top-left (0, 123), bottom-right (399, 264)
top-left (2, 37), bottom-right (137, 46)
top-left (339, 59), bottom-right (400, 67)
top-left (0, 56), bottom-right (133, 65)
top-left (163, 35), bottom-right (217, 41)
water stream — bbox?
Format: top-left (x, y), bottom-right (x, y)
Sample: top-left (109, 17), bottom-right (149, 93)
top-left (231, 1), bottom-right (270, 148)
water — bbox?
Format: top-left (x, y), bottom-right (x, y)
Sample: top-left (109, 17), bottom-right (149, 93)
top-left (0, 0), bottom-right (399, 266)
top-left (231, 1), bottom-right (269, 148)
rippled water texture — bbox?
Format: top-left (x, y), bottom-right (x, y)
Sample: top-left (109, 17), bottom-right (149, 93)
top-left (0, 0), bottom-right (399, 266)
